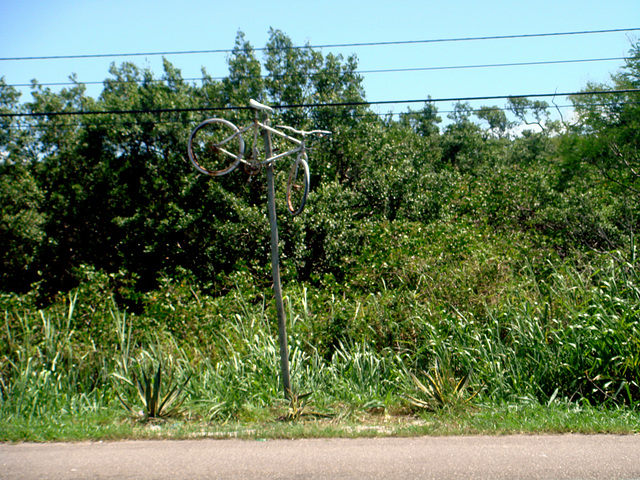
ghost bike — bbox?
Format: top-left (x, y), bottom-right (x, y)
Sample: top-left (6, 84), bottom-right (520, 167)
top-left (187, 99), bottom-right (330, 215)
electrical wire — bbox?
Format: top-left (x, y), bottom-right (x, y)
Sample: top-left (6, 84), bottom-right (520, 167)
top-left (1, 27), bottom-right (638, 62)
top-left (357, 57), bottom-right (627, 75)
top-left (1, 88), bottom-right (638, 118)
top-left (7, 99), bottom-right (640, 132)
top-left (3, 56), bottom-right (628, 89)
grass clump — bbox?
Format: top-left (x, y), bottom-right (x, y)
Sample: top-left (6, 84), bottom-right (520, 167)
top-left (404, 359), bottom-right (479, 413)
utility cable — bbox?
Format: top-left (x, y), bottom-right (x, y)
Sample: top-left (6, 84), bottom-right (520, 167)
top-left (1, 27), bottom-right (638, 62)
top-left (1, 88), bottom-right (639, 118)
top-left (3, 56), bottom-right (628, 89)
top-left (6, 99), bottom-right (640, 131)
top-left (357, 56), bottom-right (627, 75)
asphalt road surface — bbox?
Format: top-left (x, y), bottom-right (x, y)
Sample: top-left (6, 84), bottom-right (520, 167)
top-left (2, 434), bottom-right (640, 479)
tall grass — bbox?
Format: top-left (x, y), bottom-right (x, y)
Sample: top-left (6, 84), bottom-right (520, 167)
top-left (1, 243), bottom-right (639, 428)
top-left (0, 293), bottom-right (110, 419)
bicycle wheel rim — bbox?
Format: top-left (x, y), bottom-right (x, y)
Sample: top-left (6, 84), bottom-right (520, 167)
top-left (286, 153), bottom-right (310, 216)
top-left (187, 118), bottom-right (244, 176)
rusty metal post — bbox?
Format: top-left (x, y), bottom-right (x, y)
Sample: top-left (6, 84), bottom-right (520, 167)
top-left (261, 114), bottom-right (292, 397)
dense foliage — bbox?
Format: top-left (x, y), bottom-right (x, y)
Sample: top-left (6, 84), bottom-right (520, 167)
top-left (2, 30), bottom-right (640, 423)
top-left (2, 32), bottom-right (639, 297)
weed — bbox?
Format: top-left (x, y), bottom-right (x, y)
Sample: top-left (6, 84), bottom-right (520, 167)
top-left (278, 389), bottom-right (333, 421)
top-left (404, 359), bottom-right (479, 412)
top-left (112, 358), bottom-right (191, 421)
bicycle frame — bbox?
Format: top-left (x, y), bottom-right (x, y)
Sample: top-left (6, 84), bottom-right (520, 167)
top-left (190, 106), bottom-right (328, 172)
top-left (235, 119), bottom-right (305, 166)
top-left (186, 99), bottom-right (330, 400)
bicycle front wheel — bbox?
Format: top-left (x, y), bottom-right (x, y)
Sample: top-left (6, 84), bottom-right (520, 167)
top-left (188, 118), bottom-right (244, 176)
top-left (286, 153), bottom-right (310, 216)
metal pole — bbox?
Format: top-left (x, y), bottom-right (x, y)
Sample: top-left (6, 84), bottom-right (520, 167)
top-left (261, 116), bottom-right (292, 397)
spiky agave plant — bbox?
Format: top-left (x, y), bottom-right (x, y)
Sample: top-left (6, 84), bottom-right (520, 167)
top-left (279, 389), bottom-right (315, 421)
top-left (277, 389), bottom-right (333, 421)
top-left (112, 362), bottom-right (191, 421)
top-left (404, 361), bottom-right (479, 412)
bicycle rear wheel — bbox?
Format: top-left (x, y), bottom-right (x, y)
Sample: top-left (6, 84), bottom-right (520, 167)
top-left (286, 153), bottom-right (310, 216)
top-left (188, 118), bottom-right (244, 176)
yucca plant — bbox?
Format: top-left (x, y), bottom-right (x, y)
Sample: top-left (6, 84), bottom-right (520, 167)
top-left (404, 360), bottom-right (479, 412)
top-left (112, 361), bottom-right (191, 421)
top-left (278, 389), bottom-right (333, 421)
top-left (278, 389), bottom-right (314, 421)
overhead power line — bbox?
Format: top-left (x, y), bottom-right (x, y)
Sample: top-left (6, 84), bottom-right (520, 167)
top-left (2, 88), bottom-right (639, 119)
top-left (4, 56), bottom-right (628, 89)
top-left (9, 98), bottom-right (640, 130)
top-left (7, 99), bottom-right (640, 133)
top-left (1, 27), bottom-right (638, 62)
top-left (358, 56), bottom-right (627, 75)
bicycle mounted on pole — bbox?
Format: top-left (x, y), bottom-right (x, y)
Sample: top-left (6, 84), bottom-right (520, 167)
top-left (187, 99), bottom-right (331, 398)
top-left (187, 99), bottom-right (330, 215)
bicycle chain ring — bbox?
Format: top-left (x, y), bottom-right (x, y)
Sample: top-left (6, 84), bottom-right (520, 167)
top-left (244, 160), bottom-right (262, 176)
top-left (243, 148), bottom-right (262, 176)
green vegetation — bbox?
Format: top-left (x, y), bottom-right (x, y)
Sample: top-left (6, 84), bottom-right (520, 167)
top-left (1, 250), bottom-right (640, 440)
top-left (1, 30), bottom-right (640, 440)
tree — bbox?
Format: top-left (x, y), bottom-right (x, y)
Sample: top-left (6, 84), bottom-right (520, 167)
top-left (223, 31), bottom-right (264, 112)
top-left (399, 100), bottom-right (441, 137)
top-left (0, 162), bottom-right (46, 292)
top-left (0, 79), bottom-right (47, 291)
top-left (476, 105), bottom-right (511, 138)
top-left (441, 102), bottom-right (484, 171)
top-left (0, 30), bottom-right (479, 296)
top-left (507, 97), bottom-right (550, 133)
top-left (569, 40), bottom-right (640, 202)
top-left (263, 28), bottom-right (322, 125)
top-left (0, 78), bottom-right (22, 151)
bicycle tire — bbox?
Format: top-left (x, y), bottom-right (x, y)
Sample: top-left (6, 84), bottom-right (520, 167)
top-left (286, 153), bottom-right (310, 216)
top-left (187, 118), bottom-right (244, 176)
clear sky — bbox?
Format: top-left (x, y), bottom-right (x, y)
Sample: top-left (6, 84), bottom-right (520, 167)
top-left (1, 0), bottom-right (639, 122)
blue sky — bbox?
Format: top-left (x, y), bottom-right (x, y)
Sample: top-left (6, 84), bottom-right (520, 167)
top-left (1, 0), bottom-right (639, 122)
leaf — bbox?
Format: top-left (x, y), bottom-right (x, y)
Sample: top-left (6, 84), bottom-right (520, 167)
top-left (150, 364), bottom-right (163, 417)
top-left (158, 373), bottom-right (192, 415)
top-left (110, 372), bottom-right (135, 388)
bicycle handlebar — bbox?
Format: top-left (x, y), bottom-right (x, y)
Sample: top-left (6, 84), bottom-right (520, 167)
top-left (275, 125), bottom-right (332, 137)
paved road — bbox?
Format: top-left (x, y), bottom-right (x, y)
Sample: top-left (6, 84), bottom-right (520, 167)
top-left (2, 434), bottom-right (639, 479)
